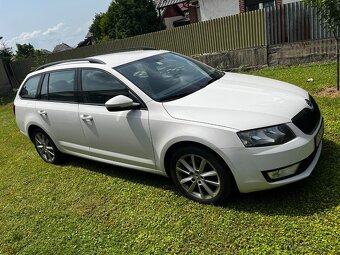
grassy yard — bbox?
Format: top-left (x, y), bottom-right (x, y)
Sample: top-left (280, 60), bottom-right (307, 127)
top-left (0, 62), bottom-right (339, 254)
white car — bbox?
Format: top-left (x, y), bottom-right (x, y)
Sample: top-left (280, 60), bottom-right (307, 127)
top-left (14, 49), bottom-right (323, 204)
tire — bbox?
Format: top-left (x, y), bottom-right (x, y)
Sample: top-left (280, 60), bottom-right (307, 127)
top-left (32, 128), bottom-right (63, 164)
top-left (169, 146), bottom-right (233, 204)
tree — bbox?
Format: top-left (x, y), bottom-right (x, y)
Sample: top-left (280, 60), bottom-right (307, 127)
top-left (304, 0), bottom-right (340, 90)
top-left (0, 39), bottom-right (13, 64)
top-left (89, 0), bottom-right (164, 42)
top-left (15, 43), bottom-right (36, 61)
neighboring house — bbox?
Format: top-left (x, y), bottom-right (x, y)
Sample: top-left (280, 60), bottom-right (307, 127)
top-left (41, 49), bottom-right (52, 54)
top-left (157, 0), bottom-right (200, 29)
top-left (157, 0), bottom-right (301, 25)
top-left (52, 43), bottom-right (73, 53)
top-left (77, 32), bottom-right (93, 48)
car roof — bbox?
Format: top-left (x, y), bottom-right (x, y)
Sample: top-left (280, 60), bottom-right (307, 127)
top-left (93, 49), bottom-right (168, 67)
top-left (31, 49), bottom-right (169, 76)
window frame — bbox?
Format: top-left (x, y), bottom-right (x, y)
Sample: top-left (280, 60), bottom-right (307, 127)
top-left (79, 67), bottom-right (147, 109)
top-left (19, 74), bottom-right (43, 100)
top-left (36, 68), bottom-right (78, 104)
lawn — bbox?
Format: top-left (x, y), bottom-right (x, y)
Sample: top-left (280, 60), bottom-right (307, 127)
top-left (0, 62), bottom-right (339, 254)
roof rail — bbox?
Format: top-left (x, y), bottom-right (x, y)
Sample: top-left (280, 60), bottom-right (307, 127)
top-left (36, 58), bottom-right (106, 71)
top-left (35, 47), bottom-right (158, 71)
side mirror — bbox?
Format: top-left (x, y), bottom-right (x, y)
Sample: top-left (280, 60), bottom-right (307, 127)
top-left (105, 95), bottom-right (141, 112)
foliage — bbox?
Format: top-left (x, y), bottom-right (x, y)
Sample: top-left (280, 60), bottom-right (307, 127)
top-left (89, 0), bottom-right (164, 42)
top-left (31, 50), bottom-right (48, 71)
top-left (15, 43), bottom-right (37, 61)
top-left (0, 63), bottom-right (339, 254)
top-left (304, 0), bottom-right (340, 36)
top-left (0, 40), bottom-right (13, 64)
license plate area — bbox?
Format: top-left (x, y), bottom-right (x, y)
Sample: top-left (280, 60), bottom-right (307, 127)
top-left (315, 119), bottom-right (324, 148)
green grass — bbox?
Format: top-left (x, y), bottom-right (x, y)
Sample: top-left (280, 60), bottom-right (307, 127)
top-left (0, 62), bottom-right (339, 254)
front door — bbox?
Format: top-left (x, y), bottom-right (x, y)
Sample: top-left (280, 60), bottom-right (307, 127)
top-left (78, 68), bottom-right (155, 169)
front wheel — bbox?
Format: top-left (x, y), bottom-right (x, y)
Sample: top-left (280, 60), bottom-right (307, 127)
top-left (169, 146), bottom-right (233, 204)
top-left (32, 129), bottom-right (63, 164)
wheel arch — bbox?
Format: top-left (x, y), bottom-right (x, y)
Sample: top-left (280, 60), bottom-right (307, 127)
top-left (28, 124), bottom-right (45, 142)
top-left (163, 141), bottom-right (238, 190)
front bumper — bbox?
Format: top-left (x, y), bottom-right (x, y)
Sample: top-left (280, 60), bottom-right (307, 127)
top-left (220, 120), bottom-right (323, 193)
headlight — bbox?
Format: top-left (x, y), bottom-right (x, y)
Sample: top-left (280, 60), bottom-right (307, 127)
top-left (237, 124), bottom-right (295, 147)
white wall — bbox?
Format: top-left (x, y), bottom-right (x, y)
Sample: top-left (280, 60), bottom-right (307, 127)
top-left (164, 16), bottom-right (184, 29)
top-left (282, 0), bottom-right (301, 4)
top-left (198, 0), bottom-right (239, 21)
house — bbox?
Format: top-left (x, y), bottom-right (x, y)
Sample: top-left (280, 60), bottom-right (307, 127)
top-left (52, 43), bottom-right (73, 53)
top-left (157, 0), bottom-right (301, 27)
top-left (157, 0), bottom-right (200, 29)
top-left (76, 32), bottom-right (93, 48)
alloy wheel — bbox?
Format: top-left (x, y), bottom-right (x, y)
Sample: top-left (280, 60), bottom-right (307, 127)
top-left (175, 154), bottom-right (221, 201)
top-left (34, 132), bottom-right (55, 163)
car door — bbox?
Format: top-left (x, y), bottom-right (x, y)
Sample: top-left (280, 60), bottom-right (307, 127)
top-left (35, 69), bottom-right (89, 154)
top-left (78, 68), bottom-right (155, 169)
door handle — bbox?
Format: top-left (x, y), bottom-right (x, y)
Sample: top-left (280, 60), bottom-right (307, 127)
top-left (80, 114), bottom-right (93, 122)
top-left (38, 110), bottom-right (47, 117)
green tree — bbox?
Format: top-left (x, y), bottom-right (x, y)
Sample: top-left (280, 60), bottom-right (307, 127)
top-left (90, 0), bottom-right (164, 42)
top-left (15, 43), bottom-right (36, 61)
top-left (0, 39), bottom-right (13, 64)
top-left (304, 0), bottom-right (340, 90)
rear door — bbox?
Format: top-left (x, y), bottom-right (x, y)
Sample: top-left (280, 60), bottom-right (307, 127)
top-left (78, 68), bottom-right (155, 169)
top-left (35, 69), bottom-right (88, 154)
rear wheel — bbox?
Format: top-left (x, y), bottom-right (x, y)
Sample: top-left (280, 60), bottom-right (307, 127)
top-left (32, 129), bottom-right (63, 164)
top-left (169, 146), bottom-right (233, 204)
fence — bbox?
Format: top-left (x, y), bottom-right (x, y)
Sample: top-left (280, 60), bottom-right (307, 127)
top-left (10, 1), bottom-right (336, 85)
top-left (265, 1), bottom-right (337, 45)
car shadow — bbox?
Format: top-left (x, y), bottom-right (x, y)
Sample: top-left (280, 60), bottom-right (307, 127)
top-left (64, 138), bottom-right (339, 216)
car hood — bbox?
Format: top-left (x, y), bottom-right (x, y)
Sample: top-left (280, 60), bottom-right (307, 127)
top-left (162, 73), bottom-right (309, 130)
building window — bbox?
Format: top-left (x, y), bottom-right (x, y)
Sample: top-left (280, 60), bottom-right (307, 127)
top-left (245, 0), bottom-right (275, 11)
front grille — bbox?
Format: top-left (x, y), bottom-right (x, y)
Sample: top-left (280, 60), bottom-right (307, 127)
top-left (292, 96), bottom-right (321, 134)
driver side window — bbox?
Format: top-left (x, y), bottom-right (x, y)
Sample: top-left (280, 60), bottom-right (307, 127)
top-left (81, 69), bottom-right (129, 105)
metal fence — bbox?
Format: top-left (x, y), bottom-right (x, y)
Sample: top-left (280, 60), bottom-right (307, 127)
top-left (265, 1), bottom-right (336, 45)
top-left (10, 1), bottom-right (337, 84)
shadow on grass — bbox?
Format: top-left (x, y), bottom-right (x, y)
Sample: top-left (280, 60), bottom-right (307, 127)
top-left (65, 138), bottom-right (339, 216)
top-left (0, 93), bottom-right (15, 105)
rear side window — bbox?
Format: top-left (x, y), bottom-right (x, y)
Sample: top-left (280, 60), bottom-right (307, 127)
top-left (48, 70), bottom-right (76, 102)
top-left (81, 69), bottom-right (128, 104)
top-left (20, 75), bottom-right (41, 99)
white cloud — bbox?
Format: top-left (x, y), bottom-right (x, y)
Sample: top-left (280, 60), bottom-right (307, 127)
top-left (9, 30), bottom-right (42, 45)
top-left (42, 22), bottom-right (64, 36)
top-left (7, 21), bottom-right (90, 51)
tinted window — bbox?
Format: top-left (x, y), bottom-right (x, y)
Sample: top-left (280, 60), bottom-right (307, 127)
top-left (20, 75), bottom-right (41, 99)
top-left (81, 69), bottom-right (128, 104)
top-left (48, 70), bottom-right (75, 102)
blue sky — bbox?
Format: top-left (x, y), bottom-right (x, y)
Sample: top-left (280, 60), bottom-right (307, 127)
top-left (0, 0), bottom-right (111, 51)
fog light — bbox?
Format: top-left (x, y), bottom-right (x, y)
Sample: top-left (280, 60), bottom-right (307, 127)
top-left (263, 163), bottom-right (300, 182)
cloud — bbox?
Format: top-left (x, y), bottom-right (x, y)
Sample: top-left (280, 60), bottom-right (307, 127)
top-left (9, 30), bottom-right (42, 45)
top-left (8, 21), bottom-right (90, 51)
top-left (42, 22), bottom-right (64, 36)
top-left (7, 22), bottom-right (67, 50)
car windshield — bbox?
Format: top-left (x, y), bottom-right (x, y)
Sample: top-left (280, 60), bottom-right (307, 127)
top-left (114, 53), bottom-right (225, 102)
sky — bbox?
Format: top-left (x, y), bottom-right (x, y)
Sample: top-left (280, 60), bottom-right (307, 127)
top-left (0, 0), bottom-right (112, 52)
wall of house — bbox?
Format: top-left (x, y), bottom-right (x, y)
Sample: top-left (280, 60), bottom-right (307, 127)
top-left (0, 60), bottom-right (12, 96)
top-left (198, 0), bottom-right (239, 21)
top-left (282, 0), bottom-right (301, 4)
top-left (164, 16), bottom-right (185, 29)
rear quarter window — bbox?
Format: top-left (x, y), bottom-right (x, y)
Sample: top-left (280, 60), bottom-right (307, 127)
top-left (19, 75), bottom-right (41, 99)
